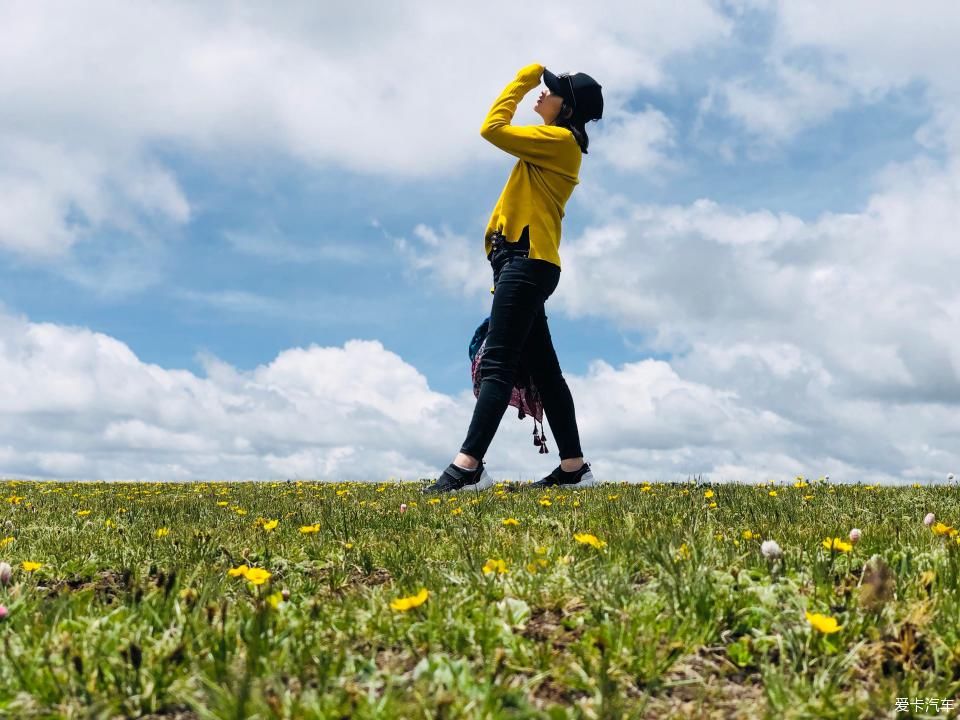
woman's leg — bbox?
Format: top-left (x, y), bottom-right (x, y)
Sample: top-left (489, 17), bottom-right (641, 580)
top-left (522, 306), bottom-right (584, 464)
top-left (458, 258), bottom-right (557, 462)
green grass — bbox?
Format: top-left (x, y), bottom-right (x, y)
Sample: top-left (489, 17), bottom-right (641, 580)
top-left (1, 477), bottom-right (959, 719)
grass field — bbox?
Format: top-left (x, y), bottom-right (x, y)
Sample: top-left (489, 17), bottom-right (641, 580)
top-left (1, 476), bottom-right (959, 719)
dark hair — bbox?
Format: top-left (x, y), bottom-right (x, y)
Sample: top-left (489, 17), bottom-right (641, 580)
top-left (554, 100), bottom-right (589, 154)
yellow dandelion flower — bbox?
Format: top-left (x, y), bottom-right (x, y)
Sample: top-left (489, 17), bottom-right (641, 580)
top-left (262, 519), bottom-right (279, 532)
top-left (155, 527), bottom-right (170, 538)
top-left (931, 522), bottom-right (954, 537)
top-left (390, 588), bottom-right (429, 611)
top-left (794, 480), bottom-right (808, 488)
top-left (742, 530), bottom-right (755, 540)
top-left (451, 507), bottom-right (463, 515)
top-left (299, 523), bottom-right (320, 534)
top-left (502, 518), bottom-right (520, 526)
top-left (704, 490), bottom-right (714, 499)
top-left (342, 542), bottom-right (354, 550)
top-left (217, 501), bottom-right (229, 506)
top-left (806, 611), bottom-right (842, 634)
top-left (714, 532), bottom-right (724, 542)
top-left (574, 532), bottom-right (607, 549)
top-left (822, 537), bottom-right (853, 553)
top-left (641, 485), bottom-right (653, 493)
top-left (266, 591), bottom-right (284, 609)
top-left (0, 537), bottom-right (14, 548)
top-left (526, 561), bottom-right (539, 574)
top-left (572, 499), bottom-right (581, 507)
top-left (244, 567), bottom-right (272, 585)
top-left (482, 558), bottom-right (508, 575)
top-left (708, 502), bottom-right (717, 509)
top-left (428, 498), bottom-right (441, 505)
top-left (803, 494), bottom-right (815, 500)
top-left (535, 545), bottom-right (548, 555)
top-left (769, 490), bottom-right (778, 497)
top-left (76, 509), bottom-right (91, 517)
top-left (676, 543), bottom-right (691, 560)
top-left (228, 564), bottom-right (249, 577)
top-left (607, 494), bottom-right (620, 501)
top-left (539, 498), bottom-right (552, 507)
top-left (21, 561), bottom-right (42, 572)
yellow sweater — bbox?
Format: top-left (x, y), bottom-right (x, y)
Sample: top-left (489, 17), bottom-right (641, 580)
top-left (480, 63), bottom-right (582, 280)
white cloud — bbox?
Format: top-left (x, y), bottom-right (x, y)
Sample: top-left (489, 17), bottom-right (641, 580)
top-left (223, 226), bottom-right (371, 264)
top-left (702, 1), bottom-right (960, 149)
top-left (391, 223), bottom-right (494, 302)
top-left (717, 61), bottom-right (852, 145)
top-left (593, 106), bottom-right (679, 174)
top-left (0, 305), bottom-right (827, 484)
top-left (0, 306), bottom-right (463, 480)
top-left (0, 0), bottom-right (731, 264)
top-left (0, 136), bottom-right (190, 259)
top-left (574, 164), bottom-right (960, 478)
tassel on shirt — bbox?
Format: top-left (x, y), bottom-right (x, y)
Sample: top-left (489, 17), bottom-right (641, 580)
top-left (533, 418), bottom-right (549, 454)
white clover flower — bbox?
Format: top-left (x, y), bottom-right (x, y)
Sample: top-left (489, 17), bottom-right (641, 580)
top-left (924, 512), bottom-right (936, 527)
top-left (761, 540), bottom-right (782, 559)
top-left (0, 562), bottom-right (11, 586)
top-left (849, 528), bottom-right (861, 543)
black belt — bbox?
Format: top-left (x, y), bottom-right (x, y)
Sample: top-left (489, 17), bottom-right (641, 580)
top-left (488, 231), bottom-right (529, 261)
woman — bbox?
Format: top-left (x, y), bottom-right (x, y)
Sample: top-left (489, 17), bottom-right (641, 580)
top-left (424, 63), bottom-right (603, 494)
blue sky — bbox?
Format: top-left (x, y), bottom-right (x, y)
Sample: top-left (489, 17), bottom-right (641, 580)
top-left (2, 0), bottom-right (960, 483)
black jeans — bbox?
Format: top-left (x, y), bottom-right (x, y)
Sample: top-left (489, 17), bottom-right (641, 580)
top-left (459, 245), bottom-right (584, 463)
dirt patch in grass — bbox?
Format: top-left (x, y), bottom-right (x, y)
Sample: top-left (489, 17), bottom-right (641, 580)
top-left (530, 676), bottom-right (591, 707)
top-left (119, 708), bottom-right (198, 720)
top-left (42, 569), bottom-right (130, 602)
top-left (639, 644), bottom-right (768, 719)
top-left (351, 566), bottom-right (393, 587)
top-left (522, 609), bottom-right (584, 650)
top-left (374, 646), bottom-right (421, 677)
top-left (522, 601), bottom-right (587, 651)
top-left (310, 565), bottom-right (393, 595)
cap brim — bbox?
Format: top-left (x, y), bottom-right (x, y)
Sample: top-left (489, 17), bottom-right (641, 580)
top-left (542, 68), bottom-right (562, 94)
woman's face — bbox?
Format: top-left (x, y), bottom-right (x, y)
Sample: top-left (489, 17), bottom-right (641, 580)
top-left (535, 88), bottom-right (566, 124)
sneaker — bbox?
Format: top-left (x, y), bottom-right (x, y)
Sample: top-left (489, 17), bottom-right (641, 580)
top-left (525, 461), bottom-right (597, 489)
top-left (422, 461), bottom-right (494, 494)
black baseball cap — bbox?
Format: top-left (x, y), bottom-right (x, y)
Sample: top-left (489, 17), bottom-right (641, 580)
top-left (543, 68), bottom-right (603, 122)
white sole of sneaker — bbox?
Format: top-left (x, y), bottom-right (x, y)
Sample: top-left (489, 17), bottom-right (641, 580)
top-left (575, 469), bottom-right (598, 487)
top-left (466, 468), bottom-right (495, 491)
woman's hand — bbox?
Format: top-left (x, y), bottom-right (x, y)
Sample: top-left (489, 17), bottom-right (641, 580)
top-left (517, 63), bottom-right (545, 83)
